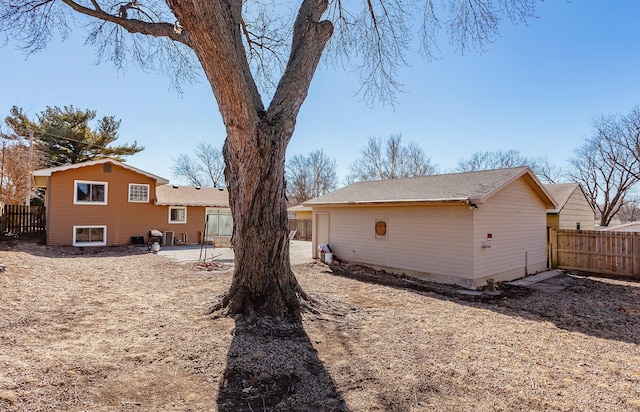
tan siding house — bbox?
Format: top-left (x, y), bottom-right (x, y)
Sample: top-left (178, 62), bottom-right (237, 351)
top-left (544, 183), bottom-right (595, 230)
top-left (32, 159), bottom-right (231, 247)
top-left (155, 185), bottom-right (231, 247)
top-left (305, 167), bottom-right (556, 288)
top-left (288, 205), bottom-right (312, 219)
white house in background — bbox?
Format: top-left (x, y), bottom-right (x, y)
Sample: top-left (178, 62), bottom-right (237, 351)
top-left (599, 222), bottom-right (640, 232)
top-left (304, 167), bottom-right (556, 288)
top-left (544, 183), bottom-right (595, 231)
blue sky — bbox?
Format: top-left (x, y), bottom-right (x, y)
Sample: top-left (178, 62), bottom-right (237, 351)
top-left (2, 0), bottom-right (639, 185)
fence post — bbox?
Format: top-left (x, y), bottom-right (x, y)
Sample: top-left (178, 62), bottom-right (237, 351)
top-left (0, 204), bottom-right (5, 234)
top-left (549, 228), bottom-right (558, 268)
top-left (631, 232), bottom-right (640, 279)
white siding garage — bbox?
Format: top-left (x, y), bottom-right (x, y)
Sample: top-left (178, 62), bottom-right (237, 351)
top-left (305, 167), bottom-right (556, 288)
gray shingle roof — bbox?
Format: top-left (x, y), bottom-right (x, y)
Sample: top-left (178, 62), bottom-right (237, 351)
top-left (305, 167), bottom-right (555, 207)
top-left (543, 183), bottom-right (580, 213)
top-left (155, 185), bottom-right (229, 207)
top-left (543, 182), bottom-right (594, 214)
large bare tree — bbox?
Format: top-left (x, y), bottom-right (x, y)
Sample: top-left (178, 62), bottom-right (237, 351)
top-left (286, 149), bottom-right (337, 204)
top-left (455, 149), bottom-right (564, 184)
top-left (0, 0), bottom-right (538, 318)
top-left (598, 106), bottom-right (640, 178)
top-left (173, 142), bottom-right (226, 187)
top-left (569, 115), bottom-right (640, 227)
top-left (347, 134), bottom-right (438, 182)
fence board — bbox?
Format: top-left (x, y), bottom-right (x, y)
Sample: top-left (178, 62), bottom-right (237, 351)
top-left (551, 228), bottom-right (640, 279)
top-left (0, 205), bottom-right (46, 235)
top-left (288, 219), bottom-right (312, 241)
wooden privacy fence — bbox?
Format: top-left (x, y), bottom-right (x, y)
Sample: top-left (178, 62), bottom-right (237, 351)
top-left (0, 204), bottom-right (46, 235)
top-left (288, 219), bottom-right (312, 241)
top-left (549, 228), bottom-right (640, 279)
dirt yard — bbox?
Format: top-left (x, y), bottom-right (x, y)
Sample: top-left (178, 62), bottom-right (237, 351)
top-left (1, 240), bottom-right (639, 411)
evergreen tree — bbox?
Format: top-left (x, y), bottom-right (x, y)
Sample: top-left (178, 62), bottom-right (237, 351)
top-left (5, 106), bottom-right (143, 166)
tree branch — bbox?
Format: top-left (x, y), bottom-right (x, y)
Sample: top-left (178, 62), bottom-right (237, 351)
top-left (268, 0), bottom-right (333, 123)
top-left (60, 0), bottom-right (192, 47)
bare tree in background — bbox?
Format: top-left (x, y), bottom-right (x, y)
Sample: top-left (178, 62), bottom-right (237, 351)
top-left (348, 135), bottom-right (437, 182)
top-left (0, 0), bottom-right (539, 317)
top-left (286, 149), bottom-right (337, 204)
top-left (615, 196), bottom-right (640, 223)
top-left (172, 142), bottom-right (225, 187)
top-left (456, 149), bottom-right (564, 184)
top-left (528, 156), bottom-right (565, 184)
top-left (0, 130), bottom-right (43, 204)
top-left (596, 106), bottom-right (640, 179)
top-left (456, 149), bottom-right (527, 171)
top-left (568, 119), bottom-right (640, 227)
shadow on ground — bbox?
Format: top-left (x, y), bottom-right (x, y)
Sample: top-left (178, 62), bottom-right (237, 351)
top-left (0, 237), bottom-right (147, 258)
top-left (328, 261), bottom-right (640, 346)
top-left (217, 317), bottom-right (349, 411)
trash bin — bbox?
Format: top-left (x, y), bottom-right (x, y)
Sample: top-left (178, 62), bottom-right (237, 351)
top-left (325, 252), bottom-right (333, 264)
top-left (318, 244), bottom-right (331, 262)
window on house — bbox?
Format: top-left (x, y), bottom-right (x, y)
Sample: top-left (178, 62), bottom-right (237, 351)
top-left (73, 225), bottom-right (107, 246)
top-left (206, 208), bottom-right (232, 238)
top-left (74, 180), bottom-right (107, 204)
top-left (375, 219), bottom-right (388, 239)
top-left (169, 207), bottom-right (187, 223)
top-left (128, 184), bottom-right (150, 203)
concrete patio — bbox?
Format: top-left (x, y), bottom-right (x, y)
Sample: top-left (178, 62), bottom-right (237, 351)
top-left (152, 240), bottom-right (314, 266)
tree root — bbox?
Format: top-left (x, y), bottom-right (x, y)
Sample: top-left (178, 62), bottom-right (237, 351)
top-left (202, 282), bottom-right (316, 321)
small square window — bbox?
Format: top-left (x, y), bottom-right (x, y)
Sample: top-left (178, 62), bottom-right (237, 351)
top-left (73, 225), bottom-right (107, 246)
top-left (169, 207), bottom-right (187, 224)
top-left (129, 184), bottom-right (150, 203)
top-left (375, 219), bottom-right (388, 239)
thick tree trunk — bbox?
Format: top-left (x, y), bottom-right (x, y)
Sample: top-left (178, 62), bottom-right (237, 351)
top-left (220, 118), bottom-right (306, 318)
top-left (169, 0), bottom-right (332, 318)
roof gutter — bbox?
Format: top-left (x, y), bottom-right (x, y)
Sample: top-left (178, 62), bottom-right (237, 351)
top-left (304, 198), bottom-right (470, 207)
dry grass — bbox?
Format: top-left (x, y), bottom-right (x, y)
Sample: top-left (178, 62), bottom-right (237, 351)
top-left (1, 240), bottom-right (639, 411)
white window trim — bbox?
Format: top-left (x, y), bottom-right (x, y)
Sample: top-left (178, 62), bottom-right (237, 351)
top-left (74, 180), bottom-right (108, 205)
top-left (128, 183), bottom-right (150, 203)
top-left (375, 218), bottom-right (388, 240)
top-left (169, 206), bottom-right (187, 224)
top-left (73, 225), bottom-right (107, 247)
top-left (205, 207), bottom-right (232, 239)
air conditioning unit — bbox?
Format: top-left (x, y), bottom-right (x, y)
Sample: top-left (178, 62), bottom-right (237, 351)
top-left (163, 231), bottom-right (174, 246)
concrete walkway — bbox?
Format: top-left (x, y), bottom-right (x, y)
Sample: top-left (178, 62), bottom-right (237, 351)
top-left (508, 270), bottom-right (575, 292)
top-left (154, 240), bottom-right (314, 267)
